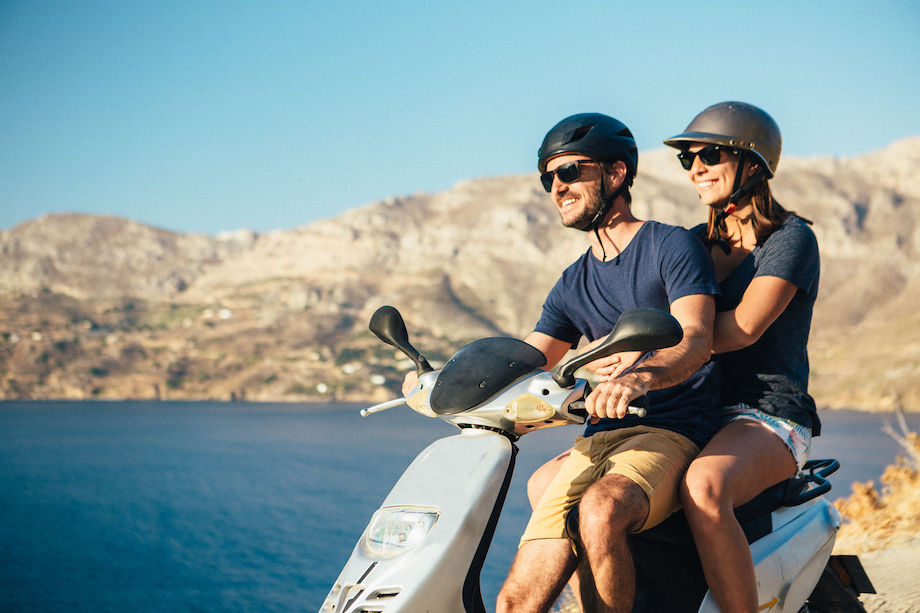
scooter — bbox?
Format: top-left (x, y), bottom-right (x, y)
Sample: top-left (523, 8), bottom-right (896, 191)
top-left (321, 306), bottom-right (874, 613)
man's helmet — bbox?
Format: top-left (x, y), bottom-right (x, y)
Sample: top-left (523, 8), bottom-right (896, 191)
top-left (538, 113), bottom-right (638, 179)
top-left (663, 101), bottom-right (781, 177)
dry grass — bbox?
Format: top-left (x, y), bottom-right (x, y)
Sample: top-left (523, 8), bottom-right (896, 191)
top-left (834, 416), bottom-right (920, 554)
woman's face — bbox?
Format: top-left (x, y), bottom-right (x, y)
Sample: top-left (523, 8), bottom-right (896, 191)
top-left (683, 143), bottom-right (740, 209)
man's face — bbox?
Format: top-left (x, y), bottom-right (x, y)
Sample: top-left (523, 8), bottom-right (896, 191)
top-left (544, 154), bottom-right (605, 230)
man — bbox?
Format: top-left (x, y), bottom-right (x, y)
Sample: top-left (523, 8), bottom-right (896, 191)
top-left (494, 113), bottom-right (721, 613)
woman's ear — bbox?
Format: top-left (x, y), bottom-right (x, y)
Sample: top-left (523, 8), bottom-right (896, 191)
top-left (745, 160), bottom-right (761, 179)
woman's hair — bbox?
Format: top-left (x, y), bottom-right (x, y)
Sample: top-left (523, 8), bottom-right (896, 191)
top-left (705, 168), bottom-right (811, 248)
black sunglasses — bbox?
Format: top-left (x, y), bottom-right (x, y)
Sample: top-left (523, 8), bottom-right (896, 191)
top-left (540, 160), bottom-right (598, 192)
top-left (676, 145), bottom-right (737, 171)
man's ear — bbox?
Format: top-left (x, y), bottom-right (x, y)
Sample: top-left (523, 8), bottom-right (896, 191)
top-left (605, 160), bottom-right (628, 188)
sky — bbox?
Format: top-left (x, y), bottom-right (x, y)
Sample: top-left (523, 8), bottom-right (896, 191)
top-left (1, 1), bottom-right (918, 236)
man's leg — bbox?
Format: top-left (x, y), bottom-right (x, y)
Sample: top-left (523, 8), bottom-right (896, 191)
top-left (576, 474), bottom-right (649, 613)
top-left (496, 538), bottom-right (577, 613)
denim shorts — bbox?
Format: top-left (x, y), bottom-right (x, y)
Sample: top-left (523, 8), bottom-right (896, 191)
top-left (723, 404), bottom-right (812, 471)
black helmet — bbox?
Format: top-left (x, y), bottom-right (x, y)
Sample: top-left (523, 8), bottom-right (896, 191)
top-left (538, 113), bottom-right (638, 178)
top-left (664, 101), bottom-right (781, 177)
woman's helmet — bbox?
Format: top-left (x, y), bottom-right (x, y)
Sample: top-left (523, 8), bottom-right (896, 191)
top-left (663, 101), bottom-right (781, 177)
top-left (538, 113), bottom-right (638, 179)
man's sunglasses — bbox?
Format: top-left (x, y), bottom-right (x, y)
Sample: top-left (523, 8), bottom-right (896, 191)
top-left (676, 145), bottom-right (737, 171)
top-left (540, 160), bottom-right (598, 192)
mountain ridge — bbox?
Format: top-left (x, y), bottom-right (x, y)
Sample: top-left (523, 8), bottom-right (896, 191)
top-left (1, 136), bottom-right (918, 409)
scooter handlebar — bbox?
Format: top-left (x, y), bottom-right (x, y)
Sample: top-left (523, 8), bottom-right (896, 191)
top-left (360, 397), bottom-right (408, 417)
top-left (568, 399), bottom-right (647, 418)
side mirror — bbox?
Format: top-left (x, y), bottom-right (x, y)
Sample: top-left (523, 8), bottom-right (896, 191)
top-left (369, 306), bottom-right (434, 375)
top-left (552, 308), bottom-right (683, 387)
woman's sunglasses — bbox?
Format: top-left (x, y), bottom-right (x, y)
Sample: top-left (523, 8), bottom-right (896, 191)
top-left (540, 160), bottom-right (598, 192)
top-left (676, 145), bottom-right (737, 171)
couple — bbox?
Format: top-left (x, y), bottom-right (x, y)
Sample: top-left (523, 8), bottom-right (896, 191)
top-left (497, 102), bottom-right (821, 613)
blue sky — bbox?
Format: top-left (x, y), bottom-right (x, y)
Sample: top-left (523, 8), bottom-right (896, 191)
top-left (2, 1), bottom-right (918, 235)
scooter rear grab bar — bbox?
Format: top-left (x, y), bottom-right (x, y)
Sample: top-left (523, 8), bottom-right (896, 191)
top-left (785, 458), bottom-right (840, 506)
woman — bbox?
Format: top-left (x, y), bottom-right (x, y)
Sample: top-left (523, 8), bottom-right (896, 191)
top-left (528, 102), bottom-right (821, 612)
top-left (664, 101), bottom-right (820, 612)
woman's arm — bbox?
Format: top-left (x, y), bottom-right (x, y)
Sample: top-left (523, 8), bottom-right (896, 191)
top-left (712, 275), bottom-right (798, 354)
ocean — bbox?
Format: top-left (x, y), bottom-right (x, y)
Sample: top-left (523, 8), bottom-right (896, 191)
top-left (1, 401), bottom-right (916, 612)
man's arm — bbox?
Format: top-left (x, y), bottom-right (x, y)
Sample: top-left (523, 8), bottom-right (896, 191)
top-left (523, 331), bottom-right (576, 370)
top-left (585, 293), bottom-right (715, 420)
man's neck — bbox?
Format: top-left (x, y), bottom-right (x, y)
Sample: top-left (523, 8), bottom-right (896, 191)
top-left (587, 199), bottom-right (644, 262)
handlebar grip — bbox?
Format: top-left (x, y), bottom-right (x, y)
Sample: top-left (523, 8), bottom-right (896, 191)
top-left (568, 400), bottom-right (647, 418)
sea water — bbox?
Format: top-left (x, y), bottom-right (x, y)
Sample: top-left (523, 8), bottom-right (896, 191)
top-left (1, 401), bottom-right (916, 612)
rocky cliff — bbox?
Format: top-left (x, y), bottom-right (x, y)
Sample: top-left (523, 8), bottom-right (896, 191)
top-left (1, 138), bottom-right (918, 409)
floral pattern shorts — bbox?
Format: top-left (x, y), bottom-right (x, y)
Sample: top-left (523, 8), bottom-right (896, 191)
top-left (723, 404), bottom-right (812, 471)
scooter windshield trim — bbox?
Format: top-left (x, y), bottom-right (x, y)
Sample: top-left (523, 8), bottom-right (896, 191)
top-left (429, 337), bottom-right (546, 415)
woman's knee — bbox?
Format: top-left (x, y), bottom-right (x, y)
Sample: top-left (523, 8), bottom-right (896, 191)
top-left (681, 462), bottom-right (728, 516)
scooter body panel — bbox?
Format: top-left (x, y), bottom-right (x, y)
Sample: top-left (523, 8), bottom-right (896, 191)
top-left (696, 498), bottom-right (841, 612)
top-left (323, 429), bottom-right (514, 613)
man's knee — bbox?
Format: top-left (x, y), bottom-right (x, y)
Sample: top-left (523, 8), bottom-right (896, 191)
top-left (579, 474), bottom-right (648, 535)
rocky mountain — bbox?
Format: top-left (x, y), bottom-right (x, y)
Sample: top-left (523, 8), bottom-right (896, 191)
top-left (1, 138), bottom-right (918, 409)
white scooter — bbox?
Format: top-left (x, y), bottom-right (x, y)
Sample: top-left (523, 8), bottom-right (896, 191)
top-left (321, 306), bottom-right (874, 613)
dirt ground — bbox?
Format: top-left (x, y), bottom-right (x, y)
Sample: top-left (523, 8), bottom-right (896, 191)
top-left (833, 431), bottom-right (920, 611)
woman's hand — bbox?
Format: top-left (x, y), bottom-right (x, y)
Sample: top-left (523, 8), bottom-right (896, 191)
top-left (583, 350), bottom-right (644, 381)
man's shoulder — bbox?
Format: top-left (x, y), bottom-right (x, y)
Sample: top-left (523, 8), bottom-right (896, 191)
top-left (642, 220), bottom-right (700, 242)
top-left (640, 221), bottom-right (709, 256)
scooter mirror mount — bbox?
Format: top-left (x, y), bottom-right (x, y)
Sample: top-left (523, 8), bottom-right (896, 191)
top-left (552, 308), bottom-right (683, 388)
top-left (369, 306), bottom-right (434, 375)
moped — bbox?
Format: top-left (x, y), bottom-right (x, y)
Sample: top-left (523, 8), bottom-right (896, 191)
top-left (321, 306), bottom-right (874, 612)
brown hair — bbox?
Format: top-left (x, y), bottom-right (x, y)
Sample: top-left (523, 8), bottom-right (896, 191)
top-left (705, 174), bottom-right (811, 248)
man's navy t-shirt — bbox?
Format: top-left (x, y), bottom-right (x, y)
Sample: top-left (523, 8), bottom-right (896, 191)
top-left (535, 221), bottom-right (721, 448)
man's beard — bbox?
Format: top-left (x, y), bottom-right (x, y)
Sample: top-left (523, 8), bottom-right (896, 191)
top-left (562, 192), bottom-right (607, 231)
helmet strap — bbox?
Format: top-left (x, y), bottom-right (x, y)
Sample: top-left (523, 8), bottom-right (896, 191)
top-left (714, 153), bottom-right (767, 251)
top-left (588, 167), bottom-right (628, 262)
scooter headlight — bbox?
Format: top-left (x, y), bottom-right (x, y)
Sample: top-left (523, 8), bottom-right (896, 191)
top-left (504, 393), bottom-right (554, 422)
top-left (362, 506), bottom-right (439, 559)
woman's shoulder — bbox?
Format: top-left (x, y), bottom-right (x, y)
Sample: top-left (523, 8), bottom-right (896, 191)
top-left (764, 214), bottom-right (818, 250)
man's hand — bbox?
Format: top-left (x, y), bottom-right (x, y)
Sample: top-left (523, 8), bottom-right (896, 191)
top-left (401, 371), bottom-right (419, 396)
top-left (585, 373), bottom-right (648, 422)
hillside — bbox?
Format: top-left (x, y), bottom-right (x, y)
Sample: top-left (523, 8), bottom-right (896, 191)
top-left (1, 138), bottom-right (918, 408)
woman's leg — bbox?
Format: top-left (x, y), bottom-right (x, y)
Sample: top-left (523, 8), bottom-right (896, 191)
top-left (680, 420), bottom-right (798, 613)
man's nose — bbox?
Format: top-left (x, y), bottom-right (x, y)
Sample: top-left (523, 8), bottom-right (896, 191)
top-left (552, 177), bottom-right (568, 196)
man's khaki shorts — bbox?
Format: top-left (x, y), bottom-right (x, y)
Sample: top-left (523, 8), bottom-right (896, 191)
top-left (520, 426), bottom-right (699, 546)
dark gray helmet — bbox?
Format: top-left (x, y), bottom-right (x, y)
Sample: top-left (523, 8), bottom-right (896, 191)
top-left (663, 101), bottom-right (781, 177)
top-left (538, 113), bottom-right (638, 177)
